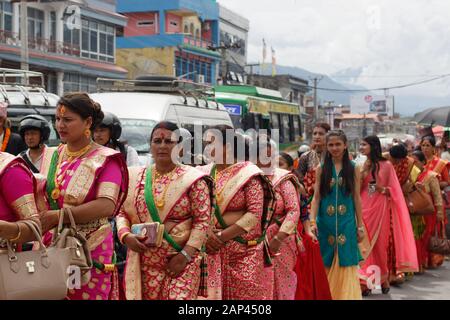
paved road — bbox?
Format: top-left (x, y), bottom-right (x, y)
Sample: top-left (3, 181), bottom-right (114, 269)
top-left (364, 261), bottom-right (450, 300)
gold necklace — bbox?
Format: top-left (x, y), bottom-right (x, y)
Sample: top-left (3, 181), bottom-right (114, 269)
top-left (152, 165), bottom-right (178, 209)
top-left (66, 142), bottom-right (93, 161)
top-left (51, 143), bottom-right (93, 200)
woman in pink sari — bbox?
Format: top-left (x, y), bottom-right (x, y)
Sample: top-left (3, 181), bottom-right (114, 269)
top-left (202, 126), bottom-right (275, 300)
top-left (0, 152), bottom-right (41, 247)
top-left (117, 121), bottom-right (213, 300)
top-left (39, 93), bottom-right (128, 300)
top-left (257, 138), bottom-right (301, 300)
top-left (358, 136), bottom-right (418, 296)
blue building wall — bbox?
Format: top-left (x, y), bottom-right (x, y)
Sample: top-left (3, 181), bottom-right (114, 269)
top-left (117, 0), bottom-right (219, 21)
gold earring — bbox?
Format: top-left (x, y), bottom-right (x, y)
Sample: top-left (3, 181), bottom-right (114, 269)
top-left (85, 128), bottom-right (91, 138)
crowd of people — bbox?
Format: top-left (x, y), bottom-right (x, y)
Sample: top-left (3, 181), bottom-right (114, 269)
top-left (0, 93), bottom-right (449, 300)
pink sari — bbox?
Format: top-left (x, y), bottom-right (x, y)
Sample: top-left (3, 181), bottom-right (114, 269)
top-left (359, 161), bottom-right (418, 285)
top-left (0, 153), bottom-right (39, 235)
top-left (40, 145), bottom-right (128, 300)
top-left (263, 168), bottom-right (301, 300)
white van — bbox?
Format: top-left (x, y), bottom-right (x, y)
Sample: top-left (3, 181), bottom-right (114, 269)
top-left (90, 77), bottom-right (233, 163)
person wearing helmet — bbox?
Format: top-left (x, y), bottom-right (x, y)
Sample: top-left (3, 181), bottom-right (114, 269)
top-left (93, 112), bottom-right (140, 167)
top-left (18, 114), bottom-right (50, 173)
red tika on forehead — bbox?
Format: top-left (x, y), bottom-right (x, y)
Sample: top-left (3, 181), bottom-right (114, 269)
top-left (152, 128), bottom-right (176, 139)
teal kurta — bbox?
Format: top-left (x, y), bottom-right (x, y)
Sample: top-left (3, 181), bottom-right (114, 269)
top-left (317, 163), bottom-right (362, 267)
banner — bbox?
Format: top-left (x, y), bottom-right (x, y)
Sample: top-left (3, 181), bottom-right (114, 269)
top-left (350, 95), bottom-right (394, 117)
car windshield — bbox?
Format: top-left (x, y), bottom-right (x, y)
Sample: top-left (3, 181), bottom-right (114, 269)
top-left (119, 119), bottom-right (157, 154)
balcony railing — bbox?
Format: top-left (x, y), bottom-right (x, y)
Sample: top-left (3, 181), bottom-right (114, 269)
top-left (182, 34), bottom-right (213, 50)
top-left (0, 29), bottom-right (81, 58)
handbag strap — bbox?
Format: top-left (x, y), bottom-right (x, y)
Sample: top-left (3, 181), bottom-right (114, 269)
top-left (7, 220), bottom-right (48, 261)
top-left (57, 207), bottom-right (78, 233)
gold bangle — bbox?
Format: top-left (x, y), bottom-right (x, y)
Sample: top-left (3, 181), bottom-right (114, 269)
top-left (9, 223), bottom-right (22, 242)
top-left (310, 220), bottom-right (317, 226)
top-left (120, 231), bottom-right (131, 244)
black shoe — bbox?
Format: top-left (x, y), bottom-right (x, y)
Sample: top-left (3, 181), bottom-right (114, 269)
top-left (382, 287), bottom-right (390, 294)
top-left (362, 288), bottom-right (371, 296)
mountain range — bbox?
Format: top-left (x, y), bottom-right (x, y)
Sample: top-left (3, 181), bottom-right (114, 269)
top-left (253, 64), bottom-right (450, 116)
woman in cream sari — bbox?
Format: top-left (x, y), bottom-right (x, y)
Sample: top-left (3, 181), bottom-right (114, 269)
top-left (201, 126), bottom-right (275, 300)
top-left (39, 93), bottom-right (129, 300)
top-left (117, 121), bottom-right (213, 300)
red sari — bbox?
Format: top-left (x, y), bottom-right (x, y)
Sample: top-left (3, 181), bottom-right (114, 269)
top-left (424, 156), bottom-right (449, 267)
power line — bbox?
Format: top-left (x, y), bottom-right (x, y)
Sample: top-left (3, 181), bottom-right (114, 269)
top-left (303, 73), bottom-right (450, 93)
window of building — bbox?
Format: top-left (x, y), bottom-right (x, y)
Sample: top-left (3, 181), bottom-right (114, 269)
top-left (137, 20), bottom-right (154, 27)
top-left (0, 1), bottom-right (13, 32)
top-left (27, 7), bottom-right (44, 39)
top-left (64, 73), bottom-right (97, 93)
top-left (81, 18), bottom-right (115, 63)
top-left (49, 11), bottom-right (56, 41)
top-left (189, 23), bottom-right (194, 36)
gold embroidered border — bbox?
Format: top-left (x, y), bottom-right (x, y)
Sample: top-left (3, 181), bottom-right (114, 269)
top-left (235, 212), bottom-right (259, 233)
top-left (279, 220), bottom-right (296, 235)
top-left (97, 182), bottom-right (120, 205)
top-left (11, 194), bottom-right (38, 219)
top-left (218, 163), bottom-right (263, 214)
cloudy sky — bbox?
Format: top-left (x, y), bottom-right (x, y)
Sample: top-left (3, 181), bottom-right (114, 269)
top-left (219, 0), bottom-right (450, 100)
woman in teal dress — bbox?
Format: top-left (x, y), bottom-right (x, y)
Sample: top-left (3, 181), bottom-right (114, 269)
top-left (310, 130), bottom-right (365, 300)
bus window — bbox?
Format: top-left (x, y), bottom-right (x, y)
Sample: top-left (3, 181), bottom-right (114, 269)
top-left (254, 113), bottom-right (260, 130)
top-left (292, 115), bottom-right (300, 140)
top-left (270, 113), bottom-right (282, 141)
top-left (281, 114), bottom-right (290, 142)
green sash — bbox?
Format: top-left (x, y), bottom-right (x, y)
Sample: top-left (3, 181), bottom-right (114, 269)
top-left (46, 149), bottom-right (60, 210)
top-left (144, 167), bottom-right (182, 252)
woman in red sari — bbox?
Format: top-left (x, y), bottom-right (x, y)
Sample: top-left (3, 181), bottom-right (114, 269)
top-left (39, 93), bottom-right (128, 300)
top-left (358, 136), bottom-right (418, 296)
top-left (420, 136), bottom-right (449, 267)
top-left (410, 150), bottom-right (445, 272)
top-left (117, 121), bottom-right (213, 300)
top-left (0, 153), bottom-right (41, 248)
top-left (202, 126), bottom-right (274, 300)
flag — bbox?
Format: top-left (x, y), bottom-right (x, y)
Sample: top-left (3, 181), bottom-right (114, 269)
top-left (261, 38), bottom-right (267, 72)
top-left (271, 47), bottom-right (277, 76)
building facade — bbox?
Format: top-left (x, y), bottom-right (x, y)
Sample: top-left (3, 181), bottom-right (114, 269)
top-left (218, 4), bottom-right (249, 84)
top-left (116, 0), bottom-right (221, 84)
top-left (0, 0), bottom-right (128, 95)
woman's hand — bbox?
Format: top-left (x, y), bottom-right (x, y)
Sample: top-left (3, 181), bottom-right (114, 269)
top-left (269, 236), bottom-right (283, 256)
top-left (166, 253), bottom-right (189, 278)
top-left (123, 233), bottom-right (148, 254)
top-left (357, 227), bottom-right (365, 243)
top-left (39, 210), bottom-right (59, 234)
top-left (205, 230), bottom-right (225, 254)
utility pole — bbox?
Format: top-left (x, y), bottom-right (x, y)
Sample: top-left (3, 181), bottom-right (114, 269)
top-left (20, 0), bottom-right (29, 83)
top-left (310, 76), bottom-right (323, 123)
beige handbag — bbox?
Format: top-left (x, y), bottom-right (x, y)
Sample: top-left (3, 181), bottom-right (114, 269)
top-left (52, 207), bottom-right (93, 284)
top-left (0, 220), bottom-right (71, 300)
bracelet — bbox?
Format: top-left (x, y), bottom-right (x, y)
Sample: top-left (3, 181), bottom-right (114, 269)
top-left (310, 220), bottom-right (317, 226)
top-left (357, 226), bottom-right (364, 232)
top-left (120, 232), bottom-right (131, 245)
top-left (9, 223), bottom-right (22, 242)
top-left (180, 249), bottom-right (192, 263)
